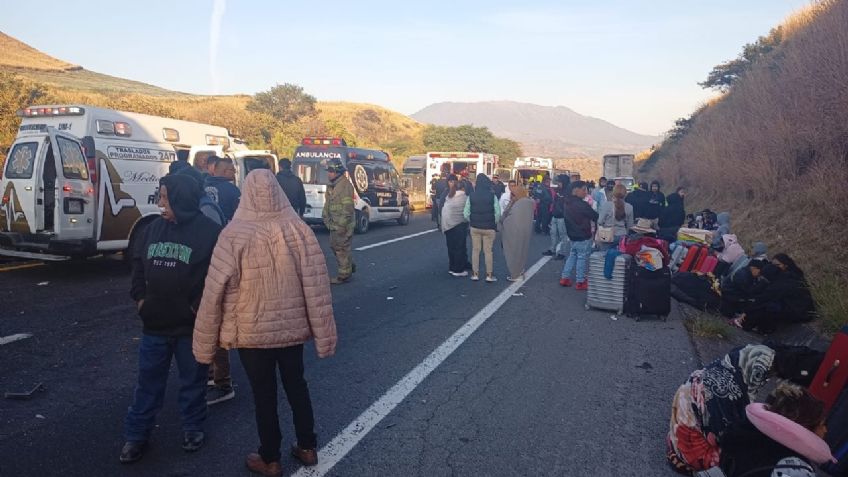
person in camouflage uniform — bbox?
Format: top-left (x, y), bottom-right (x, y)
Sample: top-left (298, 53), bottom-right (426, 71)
top-left (323, 159), bottom-right (356, 284)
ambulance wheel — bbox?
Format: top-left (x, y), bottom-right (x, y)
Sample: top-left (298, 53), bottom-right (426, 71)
top-left (397, 206), bottom-right (410, 226)
top-left (355, 210), bottom-right (370, 234)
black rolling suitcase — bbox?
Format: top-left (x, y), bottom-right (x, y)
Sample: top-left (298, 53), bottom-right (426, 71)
top-left (625, 264), bottom-right (671, 321)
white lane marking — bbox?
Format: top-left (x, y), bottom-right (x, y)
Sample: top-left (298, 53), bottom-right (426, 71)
top-left (354, 228), bottom-right (438, 251)
top-left (0, 333), bottom-right (33, 346)
top-left (293, 256), bottom-right (552, 477)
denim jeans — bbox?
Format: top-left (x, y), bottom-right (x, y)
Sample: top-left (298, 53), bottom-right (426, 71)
top-left (124, 334), bottom-right (208, 442)
top-left (549, 218), bottom-right (567, 254)
top-left (561, 239), bottom-right (593, 282)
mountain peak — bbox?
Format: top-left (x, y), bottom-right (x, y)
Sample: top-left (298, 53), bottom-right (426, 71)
top-left (0, 31), bottom-right (80, 72)
top-left (412, 101), bottom-right (657, 158)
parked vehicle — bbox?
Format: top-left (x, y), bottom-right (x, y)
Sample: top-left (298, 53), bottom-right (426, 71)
top-left (424, 152), bottom-right (498, 207)
top-left (292, 137), bottom-right (409, 233)
top-left (0, 105), bottom-right (271, 261)
top-left (400, 155), bottom-right (426, 211)
top-left (511, 157), bottom-right (553, 184)
top-left (602, 154), bottom-right (634, 179)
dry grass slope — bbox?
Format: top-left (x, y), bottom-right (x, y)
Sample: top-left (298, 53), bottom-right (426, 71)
top-left (645, 0), bottom-right (848, 333)
top-left (0, 32), bottom-right (79, 71)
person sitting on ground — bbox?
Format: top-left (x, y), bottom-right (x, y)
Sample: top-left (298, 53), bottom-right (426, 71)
top-left (667, 345), bottom-right (776, 474)
top-left (657, 190), bottom-right (685, 243)
top-left (732, 253), bottom-right (817, 333)
top-left (275, 158), bottom-right (306, 218)
top-left (720, 259), bottom-right (769, 317)
top-left (711, 212), bottom-right (731, 250)
top-left (193, 170), bottom-right (337, 477)
top-left (596, 183), bottom-right (633, 251)
top-left (559, 181), bottom-right (598, 290)
top-left (719, 382), bottom-right (830, 477)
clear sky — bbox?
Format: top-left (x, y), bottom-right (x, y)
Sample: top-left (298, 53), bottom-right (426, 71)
top-left (2, 0), bottom-right (808, 136)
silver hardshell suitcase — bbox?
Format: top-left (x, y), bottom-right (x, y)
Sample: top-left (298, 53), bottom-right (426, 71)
top-left (585, 251), bottom-right (630, 314)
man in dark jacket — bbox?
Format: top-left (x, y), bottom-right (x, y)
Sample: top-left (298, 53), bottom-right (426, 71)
top-left (204, 156), bottom-right (241, 222)
top-left (491, 175), bottom-right (506, 199)
top-left (657, 191), bottom-right (685, 243)
top-left (643, 180), bottom-right (666, 224)
top-left (275, 158), bottom-right (306, 217)
top-left (544, 174), bottom-right (570, 259)
top-left (121, 174), bottom-right (222, 464)
top-left (560, 181), bottom-right (598, 290)
top-left (534, 176), bottom-right (555, 235)
top-left (625, 182), bottom-right (651, 220)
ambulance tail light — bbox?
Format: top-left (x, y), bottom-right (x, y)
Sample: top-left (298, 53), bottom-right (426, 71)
top-left (302, 137), bottom-right (346, 146)
top-left (80, 136), bottom-right (98, 184)
top-left (17, 106), bottom-right (85, 117)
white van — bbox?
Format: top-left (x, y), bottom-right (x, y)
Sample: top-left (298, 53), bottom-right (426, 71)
top-left (0, 105), bottom-right (273, 261)
top-left (424, 152), bottom-right (499, 207)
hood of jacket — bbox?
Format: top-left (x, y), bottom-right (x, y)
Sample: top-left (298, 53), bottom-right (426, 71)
top-left (717, 212), bottom-right (731, 226)
top-left (474, 173), bottom-right (492, 193)
top-left (160, 174), bottom-right (202, 224)
top-left (667, 193), bottom-right (683, 206)
top-left (234, 169), bottom-right (296, 221)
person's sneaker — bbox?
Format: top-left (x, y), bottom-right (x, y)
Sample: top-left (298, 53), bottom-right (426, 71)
top-left (291, 445), bottom-right (318, 466)
top-left (559, 278), bottom-right (572, 287)
top-left (182, 431), bottom-right (205, 452)
top-left (470, 273), bottom-right (480, 281)
top-left (207, 385), bottom-right (235, 405)
top-left (575, 281), bottom-right (588, 291)
top-left (485, 275), bottom-right (498, 283)
top-left (246, 453), bottom-right (283, 477)
top-left (449, 271), bottom-right (469, 277)
top-left (542, 250), bottom-right (554, 256)
top-left (554, 254), bottom-right (565, 261)
top-left (119, 441), bottom-right (146, 464)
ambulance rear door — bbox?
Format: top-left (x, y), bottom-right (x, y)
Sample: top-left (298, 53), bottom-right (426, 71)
top-left (2, 131), bottom-right (47, 233)
top-left (49, 128), bottom-right (95, 240)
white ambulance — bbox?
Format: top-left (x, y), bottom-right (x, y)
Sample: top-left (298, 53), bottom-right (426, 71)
top-left (424, 152), bottom-right (499, 207)
top-left (0, 105), bottom-right (274, 261)
top-left (511, 157), bottom-right (554, 184)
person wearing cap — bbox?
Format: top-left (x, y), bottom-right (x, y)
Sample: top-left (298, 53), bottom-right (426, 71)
top-left (323, 159), bottom-right (356, 284)
top-left (630, 217), bottom-right (657, 235)
top-left (121, 174), bottom-right (222, 463)
top-left (276, 158), bottom-right (306, 218)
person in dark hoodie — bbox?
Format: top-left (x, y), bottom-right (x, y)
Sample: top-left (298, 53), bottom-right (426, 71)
top-left (559, 181), bottom-right (598, 290)
top-left (732, 254), bottom-right (817, 333)
top-left (642, 180), bottom-right (665, 225)
top-left (657, 190), bottom-right (685, 243)
top-left (463, 173), bottom-right (501, 282)
top-left (121, 174), bottom-right (222, 464)
top-left (275, 158), bottom-right (306, 217)
top-left (204, 156), bottom-right (241, 222)
top-left (625, 182), bottom-right (651, 219)
top-left (169, 161), bottom-right (226, 226)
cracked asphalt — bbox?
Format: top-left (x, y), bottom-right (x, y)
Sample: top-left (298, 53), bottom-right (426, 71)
top-left (0, 212), bottom-right (697, 476)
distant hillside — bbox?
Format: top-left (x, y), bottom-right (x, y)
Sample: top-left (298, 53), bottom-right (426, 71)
top-left (0, 32), bottom-right (427, 167)
top-left (0, 32), bottom-right (79, 71)
top-left (644, 0), bottom-right (847, 333)
top-left (412, 101), bottom-right (658, 158)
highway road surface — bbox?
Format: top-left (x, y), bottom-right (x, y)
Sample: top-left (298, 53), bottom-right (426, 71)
top-left (0, 212), bottom-right (697, 476)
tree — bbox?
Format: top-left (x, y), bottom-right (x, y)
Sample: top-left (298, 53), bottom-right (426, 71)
top-left (422, 125), bottom-right (522, 167)
top-left (0, 73), bottom-right (46, 162)
top-left (247, 83), bottom-right (317, 123)
top-left (700, 27), bottom-right (784, 92)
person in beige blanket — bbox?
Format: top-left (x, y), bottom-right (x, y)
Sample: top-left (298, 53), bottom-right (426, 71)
top-left (193, 169), bottom-right (337, 477)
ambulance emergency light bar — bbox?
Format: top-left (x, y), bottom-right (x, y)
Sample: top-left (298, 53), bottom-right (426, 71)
top-left (302, 137), bottom-right (347, 146)
top-left (17, 106), bottom-right (85, 117)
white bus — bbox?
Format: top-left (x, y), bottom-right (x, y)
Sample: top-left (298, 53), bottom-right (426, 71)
top-left (0, 105), bottom-right (274, 261)
top-left (424, 152), bottom-right (498, 207)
